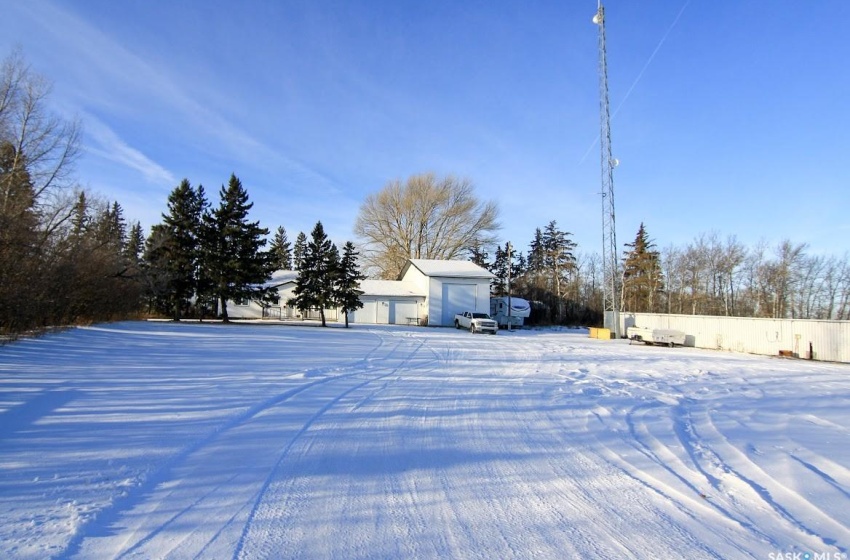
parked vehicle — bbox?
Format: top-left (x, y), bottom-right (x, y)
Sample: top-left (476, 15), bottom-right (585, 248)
top-left (626, 326), bottom-right (686, 347)
top-left (490, 296), bottom-right (531, 328)
top-left (454, 311), bottom-right (498, 334)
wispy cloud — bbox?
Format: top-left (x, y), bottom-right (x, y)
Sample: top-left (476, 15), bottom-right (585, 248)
top-left (10, 0), bottom-right (339, 194)
top-left (82, 113), bottom-right (175, 185)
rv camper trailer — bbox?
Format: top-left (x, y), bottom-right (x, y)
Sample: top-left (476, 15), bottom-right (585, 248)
top-left (490, 296), bottom-right (531, 328)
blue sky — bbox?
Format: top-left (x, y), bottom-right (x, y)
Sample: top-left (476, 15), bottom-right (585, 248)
top-left (2, 1), bottom-right (848, 258)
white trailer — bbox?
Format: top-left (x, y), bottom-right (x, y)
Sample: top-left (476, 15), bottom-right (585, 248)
top-left (490, 297), bottom-right (531, 328)
top-left (627, 326), bottom-right (686, 347)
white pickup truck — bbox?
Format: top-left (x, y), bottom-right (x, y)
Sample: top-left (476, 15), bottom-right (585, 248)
top-left (454, 311), bottom-right (498, 334)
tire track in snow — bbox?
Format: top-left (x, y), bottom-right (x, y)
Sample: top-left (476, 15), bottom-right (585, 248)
top-left (619, 402), bottom-right (773, 557)
top-left (789, 453), bottom-right (850, 502)
top-left (576, 406), bottom-right (738, 558)
top-left (687, 404), bottom-right (849, 553)
top-left (185, 334), bottom-right (418, 560)
top-left (64, 331), bottom-right (393, 559)
top-left (534, 349), bottom-right (751, 558)
top-left (233, 335), bottom-right (431, 560)
top-left (480, 338), bottom-right (626, 557)
top-left (112, 471), bottom-right (244, 559)
top-left (484, 341), bottom-right (601, 558)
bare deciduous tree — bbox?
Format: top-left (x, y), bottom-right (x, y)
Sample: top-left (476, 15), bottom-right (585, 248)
top-left (0, 49), bottom-right (140, 336)
top-left (1, 49), bottom-right (80, 231)
top-left (355, 173), bottom-right (500, 279)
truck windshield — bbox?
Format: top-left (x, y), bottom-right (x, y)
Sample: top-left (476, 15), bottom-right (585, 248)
top-left (472, 313), bottom-right (490, 319)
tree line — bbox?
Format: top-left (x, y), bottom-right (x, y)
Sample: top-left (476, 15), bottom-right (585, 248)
top-left (620, 227), bottom-right (850, 320)
top-left (479, 222), bottom-right (850, 326)
top-left (1, 50), bottom-right (144, 336)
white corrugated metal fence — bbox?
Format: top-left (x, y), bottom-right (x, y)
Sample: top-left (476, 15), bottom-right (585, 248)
top-left (606, 312), bottom-right (849, 363)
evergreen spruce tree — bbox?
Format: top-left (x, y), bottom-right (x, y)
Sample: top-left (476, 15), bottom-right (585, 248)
top-left (119, 221), bottom-right (146, 307)
top-left (622, 223), bottom-right (664, 312)
top-left (512, 222), bottom-right (578, 324)
top-left (490, 242), bottom-right (521, 297)
top-left (142, 224), bottom-right (174, 315)
top-left (542, 220), bottom-right (577, 323)
top-left (91, 201), bottom-right (127, 276)
top-left (467, 243), bottom-right (489, 269)
top-left (517, 228), bottom-right (548, 319)
top-left (95, 201), bottom-right (127, 252)
top-left (543, 221), bottom-right (576, 292)
top-left (193, 186), bottom-right (219, 319)
top-left (491, 244), bottom-right (509, 296)
top-left (335, 241), bottom-right (365, 327)
top-left (70, 192), bottom-right (90, 239)
top-left (293, 231), bottom-right (307, 270)
top-left (125, 222), bottom-right (145, 268)
top-left (205, 174), bottom-right (276, 322)
top-left (290, 221), bottom-right (337, 327)
top-left (527, 228), bottom-right (545, 273)
top-left (159, 179), bottom-right (206, 320)
top-left (512, 251), bottom-right (527, 281)
top-left (269, 225), bottom-right (293, 270)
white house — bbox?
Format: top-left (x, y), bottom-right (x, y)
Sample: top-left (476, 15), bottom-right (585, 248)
top-left (398, 259), bottom-right (495, 327)
top-left (225, 270), bottom-right (299, 320)
top-left (224, 259), bottom-right (494, 327)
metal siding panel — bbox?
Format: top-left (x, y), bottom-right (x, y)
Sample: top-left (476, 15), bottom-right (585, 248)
top-left (614, 312), bottom-right (849, 362)
top-left (473, 280), bottom-right (491, 315)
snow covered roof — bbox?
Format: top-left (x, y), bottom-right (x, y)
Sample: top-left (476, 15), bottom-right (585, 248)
top-left (402, 259), bottom-right (495, 279)
top-left (359, 280), bottom-right (425, 297)
top-left (264, 270), bottom-right (299, 288)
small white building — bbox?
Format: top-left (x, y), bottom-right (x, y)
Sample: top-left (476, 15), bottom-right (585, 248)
top-left (350, 280), bottom-right (426, 325)
top-left (399, 259), bottom-right (495, 327)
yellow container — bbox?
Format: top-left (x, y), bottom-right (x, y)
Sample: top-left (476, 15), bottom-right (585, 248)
top-left (589, 327), bottom-right (598, 339)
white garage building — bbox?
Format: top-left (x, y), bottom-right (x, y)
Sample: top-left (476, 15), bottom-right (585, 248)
top-left (398, 259), bottom-right (495, 327)
top-left (351, 279), bottom-right (426, 325)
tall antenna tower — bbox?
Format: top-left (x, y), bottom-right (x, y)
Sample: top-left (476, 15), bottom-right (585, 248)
top-left (593, 1), bottom-right (621, 338)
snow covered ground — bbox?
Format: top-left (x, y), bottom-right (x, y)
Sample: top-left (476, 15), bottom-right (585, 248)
top-left (1, 321), bottom-right (848, 560)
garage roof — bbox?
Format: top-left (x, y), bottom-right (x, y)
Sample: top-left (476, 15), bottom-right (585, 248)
top-left (402, 259), bottom-right (495, 279)
top-left (359, 280), bottom-right (425, 297)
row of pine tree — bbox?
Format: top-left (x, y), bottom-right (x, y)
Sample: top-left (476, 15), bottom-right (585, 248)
top-left (142, 174), bottom-right (364, 326)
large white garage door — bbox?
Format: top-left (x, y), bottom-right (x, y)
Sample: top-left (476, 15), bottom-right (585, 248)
top-left (442, 283), bottom-right (476, 325)
top-left (352, 300), bottom-right (377, 324)
top-left (390, 301), bottom-right (418, 325)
